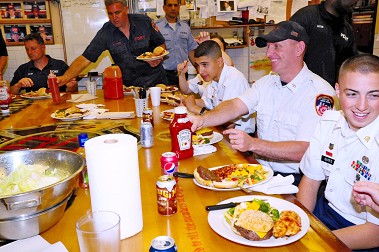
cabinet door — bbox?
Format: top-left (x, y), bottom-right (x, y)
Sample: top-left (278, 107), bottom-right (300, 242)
top-left (353, 23), bottom-right (373, 47)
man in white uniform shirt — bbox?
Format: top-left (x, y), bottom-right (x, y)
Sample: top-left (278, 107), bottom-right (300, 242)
top-left (189, 21), bottom-right (336, 185)
top-left (181, 40), bottom-right (255, 134)
top-left (297, 54), bottom-right (379, 251)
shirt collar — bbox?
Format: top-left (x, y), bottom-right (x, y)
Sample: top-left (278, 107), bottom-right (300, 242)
top-left (28, 55), bottom-right (53, 71)
top-left (334, 113), bottom-right (379, 149)
top-left (163, 17), bottom-right (181, 27)
top-left (275, 63), bottom-right (309, 92)
top-left (214, 64), bottom-right (232, 88)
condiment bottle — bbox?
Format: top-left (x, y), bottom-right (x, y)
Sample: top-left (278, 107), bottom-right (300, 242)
top-left (170, 106), bottom-right (193, 159)
top-left (47, 70), bottom-right (60, 103)
top-left (77, 133), bottom-right (89, 189)
top-left (0, 80), bottom-right (12, 114)
top-left (103, 64), bottom-right (124, 99)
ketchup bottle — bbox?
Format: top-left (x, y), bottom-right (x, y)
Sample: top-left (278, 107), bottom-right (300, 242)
top-left (170, 106), bottom-right (193, 159)
top-left (0, 80), bottom-right (12, 114)
top-left (48, 70), bottom-right (60, 103)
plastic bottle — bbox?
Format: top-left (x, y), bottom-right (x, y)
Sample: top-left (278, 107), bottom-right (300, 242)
top-left (103, 64), bottom-right (124, 99)
top-left (0, 80), bottom-right (12, 114)
top-left (77, 133), bottom-right (89, 189)
top-left (47, 70), bottom-right (60, 103)
top-left (170, 106), bottom-right (193, 159)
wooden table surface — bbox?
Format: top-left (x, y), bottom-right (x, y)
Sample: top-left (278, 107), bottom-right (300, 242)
top-left (1, 91), bottom-right (351, 252)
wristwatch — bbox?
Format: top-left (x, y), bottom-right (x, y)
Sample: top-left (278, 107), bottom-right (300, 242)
top-left (199, 107), bottom-right (207, 115)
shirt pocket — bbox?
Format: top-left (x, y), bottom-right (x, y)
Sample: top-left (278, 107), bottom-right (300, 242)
top-left (273, 112), bottom-right (299, 141)
top-left (256, 106), bottom-right (273, 133)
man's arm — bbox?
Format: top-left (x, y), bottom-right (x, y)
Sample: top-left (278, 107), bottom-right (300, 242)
top-left (249, 139), bottom-right (309, 162)
top-left (57, 55), bottom-right (91, 85)
top-left (0, 56), bottom-right (7, 80)
top-left (188, 50), bottom-right (196, 68)
top-left (190, 98), bottom-right (248, 132)
top-left (334, 222), bottom-right (379, 250)
top-left (296, 176), bottom-right (321, 211)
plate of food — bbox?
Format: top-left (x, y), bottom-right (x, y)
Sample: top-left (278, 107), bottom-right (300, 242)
top-left (192, 128), bottom-right (223, 146)
top-left (136, 46), bottom-right (169, 61)
top-left (208, 195), bottom-right (309, 247)
top-left (193, 163), bottom-right (273, 191)
top-left (156, 84), bottom-right (179, 93)
top-left (160, 109), bottom-right (175, 121)
top-left (123, 85), bottom-right (134, 96)
top-left (51, 107), bottom-right (89, 121)
top-left (161, 93), bottom-right (181, 106)
top-left (20, 88), bottom-right (51, 100)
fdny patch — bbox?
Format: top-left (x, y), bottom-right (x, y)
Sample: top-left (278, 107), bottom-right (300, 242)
top-left (315, 94), bottom-right (334, 116)
top-left (151, 20), bottom-right (159, 32)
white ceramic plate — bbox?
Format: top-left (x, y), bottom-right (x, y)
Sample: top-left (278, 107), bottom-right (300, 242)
top-left (193, 164), bottom-right (273, 191)
top-left (208, 195), bottom-right (310, 247)
top-left (194, 132), bottom-right (223, 146)
top-left (136, 51), bottom-right (169, 61)
top-left (50, 113), bottom-right (84, 122)
top-left (20, 93), bottom-right (51, 100)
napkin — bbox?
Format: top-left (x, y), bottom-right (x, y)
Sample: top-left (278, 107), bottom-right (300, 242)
top-left (96, 112), bottom-right (135, 119)
top-left (251, 174), bottom-right (298, 195)
top-left (67, 94), bottom-right (97, 103)
top-left (0, 235), bottom-right (68, 252)
top-left (193, 145), bottom-right (217, 156)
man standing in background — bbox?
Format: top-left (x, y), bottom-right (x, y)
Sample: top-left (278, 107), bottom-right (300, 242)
top-left (57, 0), bottom-right (167, 88)
top-left (290, 0), bottom-right (358, 87)
top-left (0, 33), bottom-right (8, 80)
top-left (156, 0), bottom-right (198, 85)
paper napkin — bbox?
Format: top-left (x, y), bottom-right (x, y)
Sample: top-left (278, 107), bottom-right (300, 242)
top-left (251, 174), bottom-right (298, 195)
top-left (193, 145), bottom-right (217, 156)
top-left (0, 235), bottom-right (68, 252)
top-left (67, 94), bottom-right (97, 103)
top-left (96, 112), bottom-right (135, 119)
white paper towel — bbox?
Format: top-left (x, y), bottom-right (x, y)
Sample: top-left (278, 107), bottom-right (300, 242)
top-left (84, 134), bottom-right (143, 239)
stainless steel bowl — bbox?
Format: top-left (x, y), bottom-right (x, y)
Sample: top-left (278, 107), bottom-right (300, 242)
top-left (0, 149), bottom-right (84, 239)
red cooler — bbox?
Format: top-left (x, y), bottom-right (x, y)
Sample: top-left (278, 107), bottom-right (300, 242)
top-left (103, 64), bottom-right (124, 99)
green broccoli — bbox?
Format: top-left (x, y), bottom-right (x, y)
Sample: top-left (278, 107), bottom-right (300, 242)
top-left (270, 208), bottom-right (280, 221)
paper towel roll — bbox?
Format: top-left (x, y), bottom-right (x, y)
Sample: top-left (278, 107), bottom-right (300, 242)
top-left (84, 134), bottom-right (143, 239)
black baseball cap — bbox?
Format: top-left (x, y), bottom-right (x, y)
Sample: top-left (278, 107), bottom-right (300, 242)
top-left (255, 21), bottom-right (309, 48)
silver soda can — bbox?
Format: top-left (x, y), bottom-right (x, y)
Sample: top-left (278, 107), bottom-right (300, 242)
top-left (140, 121), bottom-right (153, 148)
top-left (149, 236), bottom-right (177, 252)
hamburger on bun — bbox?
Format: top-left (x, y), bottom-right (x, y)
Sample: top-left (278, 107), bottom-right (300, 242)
top-left (194, 166), bottom-right (238, 189)
top-left (153, 46), bottom-right (166, 56)
top-left (195, 128), bottom-right (214, 139)
top-left (233, 210), bottom-right (274, 241)
top-left (156, 84), bottom-right (167, 90)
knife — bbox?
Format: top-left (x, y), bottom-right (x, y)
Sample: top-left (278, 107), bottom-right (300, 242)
top-left (173, 172), bottom-right (194, 178)
top-left (205, 202), bottom-right (238, 211)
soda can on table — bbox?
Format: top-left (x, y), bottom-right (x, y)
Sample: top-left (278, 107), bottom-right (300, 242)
top-left (160, 152), bottom-right (178, 177)
top-left (149, 236), bottom-right (177, 252)
top-left (156, 175), bottom-right (177, 215)
top-left (140, 121), bottom-right (153, 148)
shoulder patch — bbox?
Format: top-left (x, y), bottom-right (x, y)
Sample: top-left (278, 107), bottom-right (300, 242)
top-left (315, 94), bottom-right (334, 116)
top-left (151, 20), bottom-right (159, 32)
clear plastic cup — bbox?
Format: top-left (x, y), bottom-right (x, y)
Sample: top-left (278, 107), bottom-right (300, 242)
top-left (134, 98), bottom-right (147, 117)
top-left (76, 211), bottom-right (120, 252)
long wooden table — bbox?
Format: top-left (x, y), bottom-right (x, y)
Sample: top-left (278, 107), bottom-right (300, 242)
top-left (1, 91), bottom-right (351, 251)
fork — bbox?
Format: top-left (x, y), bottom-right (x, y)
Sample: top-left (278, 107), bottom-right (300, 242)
top-left (239, 186), bottom-right (255, 194)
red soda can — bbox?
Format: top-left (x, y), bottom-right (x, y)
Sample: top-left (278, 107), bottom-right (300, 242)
top-left (160, 152), bottom-right (178, 177)
top-left (156, 175), bottom-right (177, 215)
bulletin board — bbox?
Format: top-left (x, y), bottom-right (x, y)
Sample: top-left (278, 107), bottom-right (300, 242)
top-left (60, 0), bottom-right (113, 75)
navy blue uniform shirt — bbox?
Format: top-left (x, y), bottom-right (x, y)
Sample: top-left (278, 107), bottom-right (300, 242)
top-left (82, 14), bottom-right (167, 88)
top-left (10, 55), bottom-right (68, 92)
